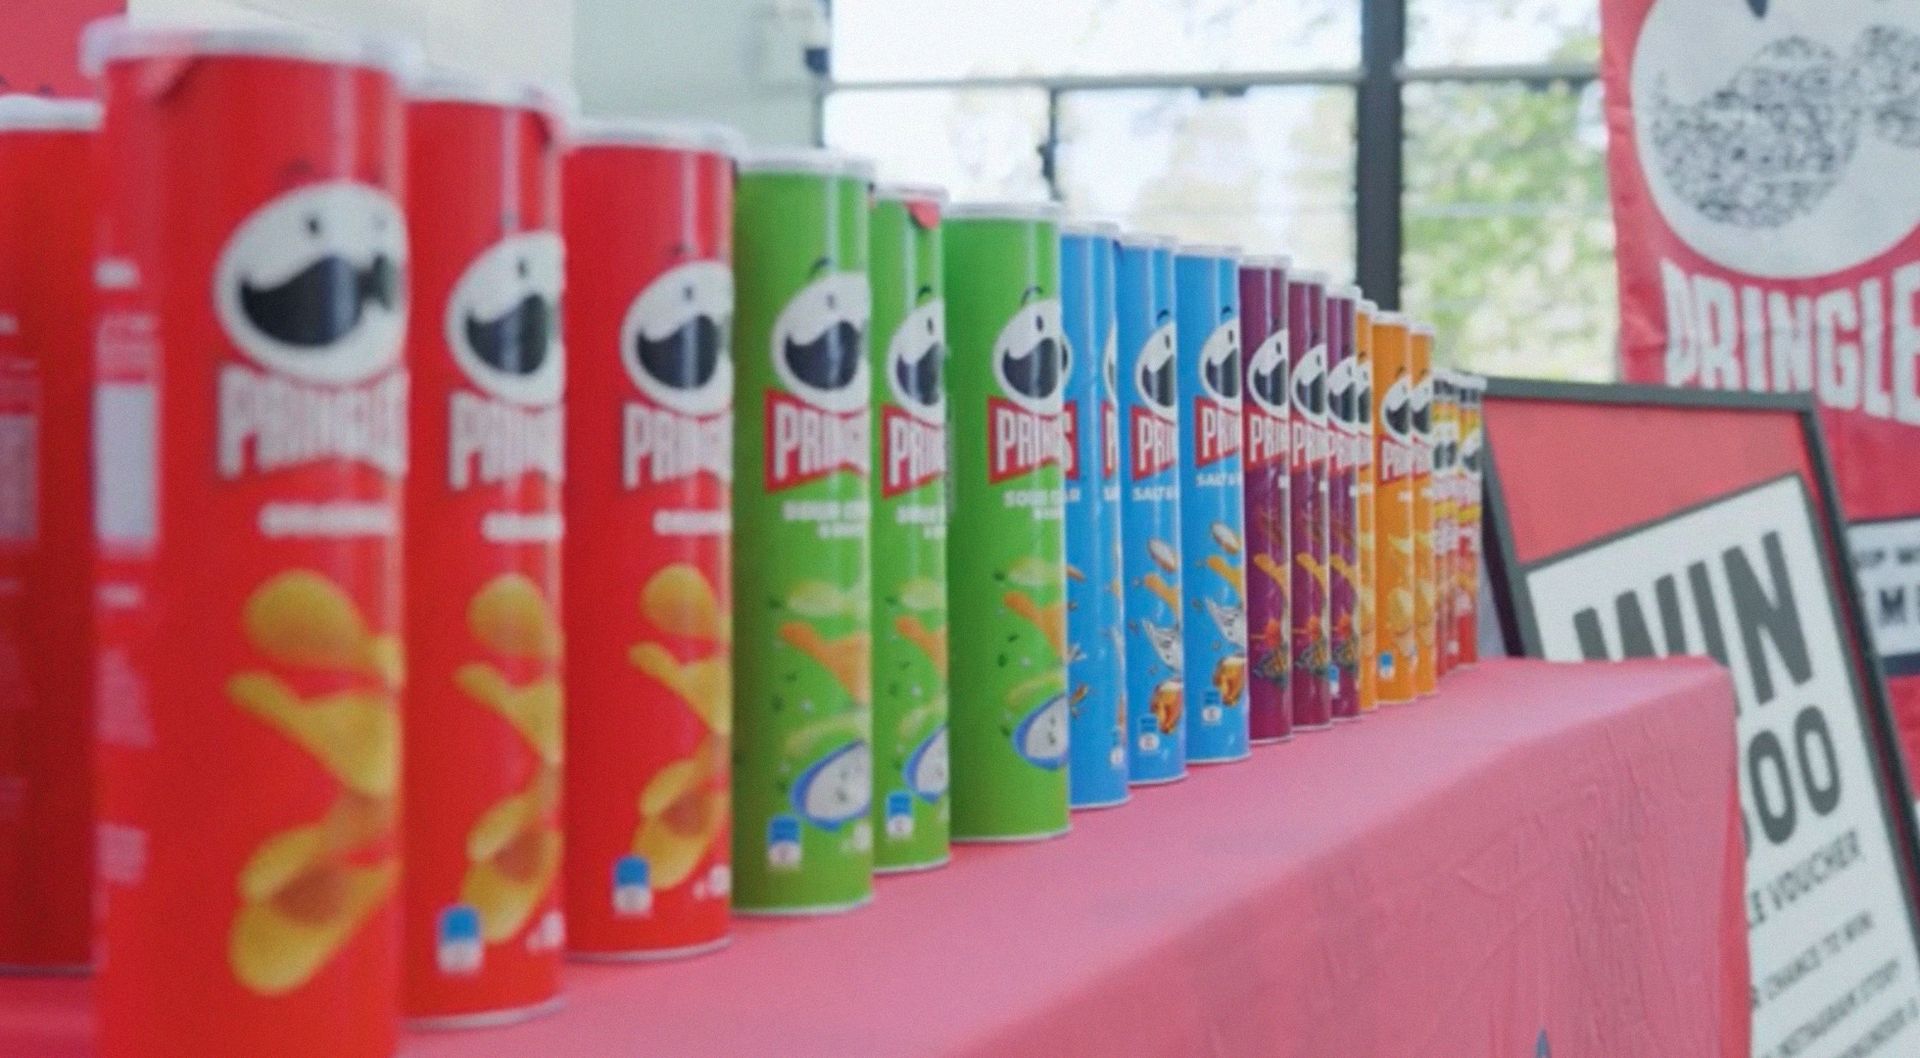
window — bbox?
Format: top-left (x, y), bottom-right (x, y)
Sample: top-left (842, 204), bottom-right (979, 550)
top-left (824, 0), bottom-right (1615, 380)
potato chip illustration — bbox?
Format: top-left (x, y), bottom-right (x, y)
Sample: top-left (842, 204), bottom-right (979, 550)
top-left (229, 858), bottom-right (396, 996)
top-left (632, 759), bottom-right (729, 891)
top-left (1064, 564), bottom-right (1086, 582)
top-left (897, 576), bottom-right (945, 614)
top-left (1252, 551), bottom-right (1289, 589)
top-left (455, 665), bottom-right (564, 765)
top-left (894, 613), bottom-right (949, 673)
top-left (785, 580), bottom-right (858, 620)
top-left (460, 826), bottom-right (561, 942)
top-left (236, 793), bottom-right (392, 906)
top-left (1211, 522), bottom-right (1242, 555)
top-left (1148, 539), bottom-right (1178, 573)
top-left (468, 573), bottom-right (561, 660)
top-left (628, 642), bottom-right (731, 734)
top-left (465, 772), bottom-right (560, 865)
top-left (1001, 554), bottom-right (1056, 591)
top-left (1003, 590), bottom-right (1068, 659)
top-left (1205, 554), bottom-right (1244, 599)
top-left (1327, 553), bottom-right (1359, 588)
top-left (1298, 552), bottom-right (1329, 590)
top-left (641, 563), bottom-right (729, 643)
top-left (228, 672), bottom-right (399, 799)
top-left (1142, 572), bottom-right (1180, 611)
top-left (242, 571), bottom-right (398, 683)
top-left (778, 621), bottom-right (870, 705)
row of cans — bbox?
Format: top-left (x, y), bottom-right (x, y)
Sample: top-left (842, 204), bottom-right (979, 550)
top-left (0, 20), bottom-right (1485, 1058)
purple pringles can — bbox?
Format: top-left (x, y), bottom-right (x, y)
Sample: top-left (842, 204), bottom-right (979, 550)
top-left (1287, 272), bottom-right (1331, 731)
top-left (1238, 256), bottom-right (1291, 743)
top-left (1326, 286), bottom-right (1361, 722)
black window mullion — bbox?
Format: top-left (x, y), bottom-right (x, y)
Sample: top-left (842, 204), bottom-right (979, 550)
top-left (1356, 0), bottom-right (1406, 307)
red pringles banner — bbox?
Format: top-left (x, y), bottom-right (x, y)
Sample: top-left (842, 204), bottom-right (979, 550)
top-left (1603, 0), bottom-right (1920, 754)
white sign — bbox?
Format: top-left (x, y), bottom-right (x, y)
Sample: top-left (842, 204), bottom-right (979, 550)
top-left (1851, 517), bottom-right (1920, 676)
top-left (1523, 476), bottom-right (1920, 1058)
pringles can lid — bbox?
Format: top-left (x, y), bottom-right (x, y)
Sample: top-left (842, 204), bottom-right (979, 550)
top-left (1177, 242), bottom-right (1241, 258)
top-left (1116, 231), bottom-right (1177, 248)
top-left (1062, 219), bottom-right (1123, 236)
top-left (407, 68), bottom-right (572, 117)
top-left (1410, 321), bottom-right (1436, 336)
top-left (1360, 299), bottom-right (1378, 312)
top-left (0, 94), bottom-right (101, 131)
top-left (1376, 311), bottom-right (1409, 326)
top-left (81, 17), bottom-right (420, 77)
top-left (1240, 254), bottom-right (1292, 269)
top-left (738, 146), bottom-right (874, 179)
top-left (1330, 284), bottom-right (1362, 299)
top-left (874, 182), bottom-right (950, 203)
top-left (570, 116), bottom-right (745, 157)
top-left (1293, 269), bottom-right (1330, 285)
top-left (946, 200), bottom-right (1064, 222)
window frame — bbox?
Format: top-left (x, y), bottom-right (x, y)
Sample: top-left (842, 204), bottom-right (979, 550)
top-left (816, 0), bottom-right (1600, 313)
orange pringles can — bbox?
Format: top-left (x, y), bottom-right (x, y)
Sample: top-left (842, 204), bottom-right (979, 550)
top-left (562, 120), bottom-right (739, 960)
top-left (86, 22), bottom-right (411, 1058)
top-left (1354, 298), bottom-right (1377, 714)
top-left (1371, 314), bottom-right (1416, 705)
top-left (401, 77), bottom-right (566, 1026)
top-left (1409, 323), bottom-right (1438, 697)
top-left (0, 95), bottom-right (99, 974)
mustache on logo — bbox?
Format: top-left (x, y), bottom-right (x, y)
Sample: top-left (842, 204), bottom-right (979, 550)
top-left (784, 321), bottom-right (865, 391)
top-left (637, 314), bottom-right (724, 390)
top-left (1651, 25), bottom-right (1920, 230)
top-left (465, 293), bottom-right (556, 377)
top-left (1004, 337), bottom-right (1063, 400)
top-left (895, 342), bottom-right (943, 406)
top-left (1205, 348), bottom-right (1241, 401)
top-left (240, 253), bottom-right (399, 348)
top-left (1138, 355), bottom-right (1175, 408)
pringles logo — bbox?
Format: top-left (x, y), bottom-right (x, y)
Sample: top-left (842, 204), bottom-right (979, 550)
top-left (622, 259), bottom-right (735, 488)
top-left (1131, 312), bottom-right (1178, 480)
top-left (1289, 341), bottom-right (1328, 469)
top-left (1193, 312), bottom-right (1241, 468)
top-left (765, 262), bottom-right (869, 490)
top-left (1244, 328), bottom-right (1288, 468)
top-left (1378, 372), bottom-right (1416, 483)
top-left (1325, 356), bottom-right (1356, 473)
top-left (214, 181), bottom-right (408, 478)
top-left (445, 230), bottom-right (565, 489)
top-left (987, 288), bottom-right (1067, 483)
top-left (881, 289), bottom-right (946, 497)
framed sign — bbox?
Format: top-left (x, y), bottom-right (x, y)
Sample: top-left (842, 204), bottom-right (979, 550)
top-left (1482, 378), bottom-right (1920, 1058)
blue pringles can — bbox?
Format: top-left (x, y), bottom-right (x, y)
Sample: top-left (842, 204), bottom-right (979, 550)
top-left (1061, 222), bottom-right (1129, 809)
top-left (1174, 246), bottom-right (1249, 764)
top-left (1114, 234), bottom-right (1185, 785)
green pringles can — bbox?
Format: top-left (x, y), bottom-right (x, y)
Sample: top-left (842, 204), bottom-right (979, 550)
top-left (731, 149), bottom-right (877, 913)
top-left (944, 202), bottom-right (1071, 842)
top-left (869, 184), bottom-right (953, 872)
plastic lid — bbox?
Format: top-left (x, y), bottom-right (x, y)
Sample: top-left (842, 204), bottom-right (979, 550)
top-left (1117, 231), bottom-right (1177, 248)
top-left (946, 201), bottom-right (1063, 222)
top-left (1240, 254), bottom-right (1292, 269)
top-left (738, 146), bottom-right (873, 179)
top-left (570, 117), bottom-right (744, 157)
top-left (0, 94), bottom-right (101, 132)
top-left (1359, 299), bottom-right (1378, 313)
top-left (408, 69), bottom-right (571, 118)
top-left (1177, 242), bottom-right (1241, 259)
top-left (1062, 219), bottom-right (1123, 236)
top-left (875, 182), bottom-right (949, 203)
top-left (1410, 322), bottom-right (1436, 337)
top-left (1292, 270), bottom-right (1330, 285)
top-left (1329, 284), bottom-right (1362, 300)
top-left (82, 17), bottom-right (418, 78)
top-left (1375, 312), bottom-right (1409, 326)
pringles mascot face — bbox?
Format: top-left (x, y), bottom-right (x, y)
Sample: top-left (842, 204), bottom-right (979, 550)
top-left (446, 230), bottom-right (565, 405)
top-left (621, 259), bottom-right (734, 417)
top-left (771, 263), bottom-right (870, 415)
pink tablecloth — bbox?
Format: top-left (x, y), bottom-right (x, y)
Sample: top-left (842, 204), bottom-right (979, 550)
top-left (0, 658), bottom-right (1747, 1058)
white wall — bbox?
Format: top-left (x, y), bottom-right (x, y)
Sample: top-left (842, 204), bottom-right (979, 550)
top-left (572, 0), bottom-right (819, 146)
top-left (128, 0), bottom-right (574, 84)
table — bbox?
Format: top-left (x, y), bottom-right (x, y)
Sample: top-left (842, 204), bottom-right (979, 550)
top-left (0, 658), bottom-right (1748, 1058)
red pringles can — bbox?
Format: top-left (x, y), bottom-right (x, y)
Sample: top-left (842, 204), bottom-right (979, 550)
top-left (86, 23), bottom-right (411, 1058)
top-left (401, 76), bottom-right (566, 1026)
top-left (562, 120), bottom-right (739, 959)
top-left (0, 95), bottom-right (99, 974)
